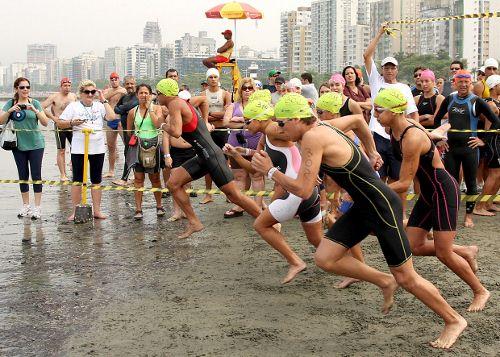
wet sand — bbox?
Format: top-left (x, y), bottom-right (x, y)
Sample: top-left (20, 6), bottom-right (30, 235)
top-left (0, 133), bottom-right (498, 356)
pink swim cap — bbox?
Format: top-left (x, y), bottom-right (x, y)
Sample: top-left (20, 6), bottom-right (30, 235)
top-left (329, 73), bottom-right (346, 86)
top-left (420, 69), bottom-right (435, 81)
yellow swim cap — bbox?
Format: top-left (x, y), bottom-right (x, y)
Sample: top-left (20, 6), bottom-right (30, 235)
top-left (316, 92), bottom-right (343, 114)
top-left (374, 88), bottom-right (407, 113)
top-left (156, 78), bottom-right (179, 97)
top-left (274, 93), bottom-right (313, 119)
top-left (243, 100), bottom-right (274, 121)
top-left (248, 89), bottom-right (272, 103)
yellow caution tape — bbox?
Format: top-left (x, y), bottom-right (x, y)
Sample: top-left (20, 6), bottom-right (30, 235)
top-left (388, 11), bottom-right (500, 25)
top-left (0, 179), bottom-right (498, 202)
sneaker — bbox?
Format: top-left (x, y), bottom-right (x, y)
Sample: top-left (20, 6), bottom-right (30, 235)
top-left (17, 205), bottom-right (31, 218)
top-left (31, 207), bottom-right (41, 220)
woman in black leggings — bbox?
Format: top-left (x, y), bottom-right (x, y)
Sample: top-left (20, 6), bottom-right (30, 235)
top-left (0, 77), bottom-right (50, 220)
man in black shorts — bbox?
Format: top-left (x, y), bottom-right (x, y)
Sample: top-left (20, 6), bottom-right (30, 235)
top-left (156, 78), bottom-right (261, 238)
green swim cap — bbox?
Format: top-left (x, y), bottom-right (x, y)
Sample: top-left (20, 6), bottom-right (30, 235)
top-left (243, 100), bottom-right (274, 121)
top-left (248, 89), bottom-right (272, 103)
top-left (274, 93), bottom-right (313, 119)
top-left (316, 92), bottom-right (343, 114)
top-left (374, 88), bottom-right (407, 113)
top-left (156, 78), bottom-right (179, 97)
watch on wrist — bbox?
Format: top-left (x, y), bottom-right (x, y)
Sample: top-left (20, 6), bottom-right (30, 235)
top-left (267, 167), bottom-right (279, 180)
top-left (164, 154), bottom-right (171, 158)
top-left (101, 99), bottom-right (109, 104)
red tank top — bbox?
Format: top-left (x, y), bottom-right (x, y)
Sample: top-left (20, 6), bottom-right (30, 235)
top-left (182, 100), bottom-right (198, 133)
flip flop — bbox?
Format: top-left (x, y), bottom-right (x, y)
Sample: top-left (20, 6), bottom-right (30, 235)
top-left (134, 211), bottom-right (143, 220)
top-left (223, 209), bottom-right (244, 219)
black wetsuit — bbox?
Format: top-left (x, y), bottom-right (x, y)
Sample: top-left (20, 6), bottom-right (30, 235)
top-left (392, 124), bottom-right (459, 231)
top-left (434, 93), bottom-right (500, 213)
top-left (339, 98), bottom-right (352, 117)
top-left (416, 94), bottom-right (437, 129)
top-left (319, 122), bottom-right (411, 267)
top-left (180, 101), bottom-right (233, 187)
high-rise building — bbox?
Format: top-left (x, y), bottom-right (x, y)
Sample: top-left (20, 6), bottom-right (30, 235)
top-left (143, 21), bottom-right (162, 48)
top-left (27, 44), bottom-right (57, 64)
top-left (280, 7), bottom-right (312, 74)
top-left (126, 44), bottom-right (160, 79)
top-left (174, 32), bottom-right (216, 58)
top-left (0, 65), bottom-right (6, 87)
top-left (419, 0), bottom-right (452, 56)
top-left (104, 47), bottom-right (126, 77)
top-left (71, 52), bottom-right (99, 84)
top-left (160, 45), bottom-right (175, 75)
top-left (7, 63), bottom-right (28, 86)
top-left (489, 0), bottom-right (500, 61)
top-left (25, 64), bottom-right (48, 86)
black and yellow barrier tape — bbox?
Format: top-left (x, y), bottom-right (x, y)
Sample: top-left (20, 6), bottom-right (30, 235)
top-left (0, 179), bottom-right (498, 202)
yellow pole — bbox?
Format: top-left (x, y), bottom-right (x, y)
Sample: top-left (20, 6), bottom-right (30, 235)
top-left (81, 129), bottom-right (91, 205)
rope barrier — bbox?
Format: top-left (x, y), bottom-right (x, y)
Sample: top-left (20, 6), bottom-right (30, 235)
top-left (0, 179), bottom-right (498, 202)
top-left (388, 11), bottom-right (500, 25)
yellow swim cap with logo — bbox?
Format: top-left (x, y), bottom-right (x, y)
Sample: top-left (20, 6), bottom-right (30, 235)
top-left (248, 89), bottom-right (272, 103)
top-left (374, 88), bottom-right (407, 114)
top-left (156, 78), bottom-right (179, 97)
top-left (243, 100), bottom-right (274, 121)
top-left (274, 93), bottom-right (313, 119)
top-left (316, 92), bottom-right (343, 114)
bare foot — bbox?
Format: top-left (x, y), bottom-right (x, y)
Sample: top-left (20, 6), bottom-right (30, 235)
top-left (473, 208), bottom-right (495, 216)
top-left (464, 245), bottom-right (479, 273)
top-left (381, 277), bottom-right (399, 314)
top-left (200, 195), bottom-right (213, 204)
top-left (487, 204), bottom-right (499, 212)
top-left (112, 179), bottom-right (127, 187)
top-left (67, 214), bottom-right (75, 222)
top-left (103, 172), bottom-right (114, 178)
top-left (272, 223), bottom-right (281, 232)
top-left (467, 289), bottom-right (490, 312)
top-left (281, 262), bottom-right (307, 284)
top-left (167, 214), bottom-right (186, 222)
top-left (464, 216), bottom-right (474, 228)
top-left (94, 212), bottom-right (107, 220)
top-left (60, 176), bottom-right (69, 182)
top-left (178, 222), bottom-right (204, 239)
top-left (334, 277), bottom-right (361, 289)
top-left (430, 315), bottom-right (467, 349)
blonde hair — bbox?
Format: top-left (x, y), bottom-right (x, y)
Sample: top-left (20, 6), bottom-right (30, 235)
top-left (79, 80), bottom-right (96, 93)
top-left (238, 77), bottom-right (256, 102)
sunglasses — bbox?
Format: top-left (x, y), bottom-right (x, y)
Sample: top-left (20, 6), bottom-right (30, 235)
top-left (241, 86), bottom-right (254, 91)
top-left (450, 67), bottom-right (460, 71)
top-left (82, 89), bottom-right (97, 95)
top-left (486, 67), bottom-right (497, 71)
top-left (413, 73), bottom-right (421, 78)
top-left (18, 86), bottom-right (30, 90)
top-left (276, 120), bottom-right (286, 127)
top-left (244, 119), bottom-right (253, 125)
top-left (208, 76), bottom-right (218, 79)
top-left (316, 109), bottom-right (324, 115)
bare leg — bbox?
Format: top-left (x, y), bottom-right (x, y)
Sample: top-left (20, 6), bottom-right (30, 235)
top-left (149, 173), bottom-right (163, 208)
top-left (201, 175), bottom-right (214, 204)
top-left (220, 181), bottom-right (261, 218)
top-left (474, 168), bottom-right (499, 215)
top-left (21, 191), bottom-right (30, 206)
top-left (250, 171), bottom-right (265, 209)
top-left (254, 210), bottom-right (306, 284)
top-left (57, 148), bottom-right (68, 180)
top-left (226, 168), bottom-right (246, 214)
top-left (91, 187), bottom-right (106, 219)
top-left (68, 186), bottom-right (81, 221)
top-left (104, 130), bottom-right (118, 177)
top-left (134, 172), bottom-right (145, 213)
top-left (390, 260), bottom-right (467, 349)
top-left (335, 243), bottom-right (364, 289)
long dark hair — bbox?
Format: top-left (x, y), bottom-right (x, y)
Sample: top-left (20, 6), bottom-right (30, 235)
top-left (136, 83), bottom-right (152, 94)
top-left (13, 77), bottom-right (30, 103)
top-left (342, 66), bottom-right (361, 87)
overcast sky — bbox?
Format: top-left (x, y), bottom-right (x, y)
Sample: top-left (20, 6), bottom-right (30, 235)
top-left (0, 0), bottom-right (309, 65)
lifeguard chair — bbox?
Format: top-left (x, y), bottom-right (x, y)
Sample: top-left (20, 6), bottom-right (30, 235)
top-left (216, 59), bottom-right (242, 102)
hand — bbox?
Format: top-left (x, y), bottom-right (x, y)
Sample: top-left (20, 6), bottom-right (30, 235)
top-left (8, 104), bottom-right (21, 113)
top-left (164, 156), bottom-right (173, 168)
top-left (223, 143), bottom-right (246, 157)
top-left (379, 21), bottom-right (389, 34)
top-left (25, 104), bottom-right (39, 113)
top-left (207, 122), bottom-right (215, 132)
top-left (367, 151), bottom-right (383, 171)
top-left (436, 140), bottom-right (449, 152)
top-left (429, 123), bottom-right (450, 142)
top-left (251, 150), bottom-right (274, 175)
top-left (315, 175), bottom-right (323, 186)
top-left (71, 118), bottom-right (86, 126)
top-left (161, 106), bottom-right (169, 117)
top-left (468, 137), bottom-right (485, 149)
top-left (97, 89), bottom-right (106, 102)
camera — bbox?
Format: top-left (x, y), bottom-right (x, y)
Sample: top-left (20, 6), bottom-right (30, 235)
top-left (18, 104), bottom-right (27, 110)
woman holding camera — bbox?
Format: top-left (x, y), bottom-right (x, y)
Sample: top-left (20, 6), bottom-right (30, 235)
top-left (126, 84), bottom-right (165, 220)
top-left (58, 80), bottom-right (115, 221)
top-left (0, 77), bottom-right (49, 219)
top-left (222, 78), bottom-right (265, 218)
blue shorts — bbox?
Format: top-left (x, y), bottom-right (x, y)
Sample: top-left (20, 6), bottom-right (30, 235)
top-left (107, 119), bottom-right (120, 130)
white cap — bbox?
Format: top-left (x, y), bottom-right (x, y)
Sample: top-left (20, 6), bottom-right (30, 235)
top-left (206, 68), bottom-right (219, 79)
top-left (484, 58), bottom-right (499, 69)
top-left (288, 77), bottom-right (303, 89)
top-left (254, 80), bottom-right (263, 88)
top-left (381, 56), bottom-right (398, 67)
top-left (178, 90), bottom-right (192, 100)
top-left (486, 74), bottom-right (500, 89)
top-left (479, 66), bottom-right (486, 73)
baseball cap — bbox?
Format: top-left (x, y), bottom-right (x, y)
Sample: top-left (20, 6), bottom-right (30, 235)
top-left (109, 72), bottom-right (120, 79)
top-left (221, 29), bottom-right (232, 36)
top-left (200, 80), bottom-right (208, 85)
top-left (486, 74), bottom-right (500, 89)
top-left (268, 69), bottom-right (281, 77)
top-left (374, 88), bottom-right (407, 114)
top-left (275, 93), bottom-right (314, 119)
top-left (243, 100), bottom-right (274, 121)
top-left (381, 57), bottom-right (398, 67)
top-left (484, 58), bottom-right (499, 69)
top-left (288, 78), bottom-right (302, 89)
top-left (316, 92), bottom-right (343, 114)
top-left (60, 77), bottom-right (71, 86)
top-left (156, 78), bottom-right (179, 97)
top-left (274, 76), bottom-right (285, 84)
top-left (206, 68), bottom-right (219, 79)
top-left (478, 66), bottom-right (486, 74)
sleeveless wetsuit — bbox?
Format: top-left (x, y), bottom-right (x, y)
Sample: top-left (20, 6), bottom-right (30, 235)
top-left (318, 122), bottom-right (411, 267)
top-left (339, 97), bottom-right (352, 117)
top-left (416, 94), bottom-right (437, 129)
top-left (392, 123), bottom-right (459, 231)
top-left (180, 101), bottom-right (233, 187)
top-left (265, 136), bottom-right (321, 223)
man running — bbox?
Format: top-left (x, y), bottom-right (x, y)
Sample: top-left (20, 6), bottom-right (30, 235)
top-left (103, 72), bottom-right (127, 178)
top-left (41, 77), bottom-right (77, 181)
top-left (251, 93), bottom-right (467, 349)
top-left (202, 30), bottom-right (234, 68)
top-left (156, 78), bottom-right (260, 238)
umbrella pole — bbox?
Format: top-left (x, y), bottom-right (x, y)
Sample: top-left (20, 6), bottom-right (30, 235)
top-left (234, 19), bottom-right (237, 57)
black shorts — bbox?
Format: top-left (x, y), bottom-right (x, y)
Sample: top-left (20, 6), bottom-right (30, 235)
top-left (210, 130), bottom-right (229, 149)
top-left (325, 196), bottom-right (412, 267)
top-left (171, 146), bottom-right (197, 168)
top-left (182, 149), bottom-right (233, 188)
top-left (55, 129), bottom-right (73, 150)
top-left (374, 133), bottom-right (401, 180)
top-left (71, 153), bottom-right (105, 184)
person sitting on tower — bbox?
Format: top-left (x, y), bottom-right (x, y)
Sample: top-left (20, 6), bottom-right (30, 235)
top-left (203, 30), bottom-right (234, 69)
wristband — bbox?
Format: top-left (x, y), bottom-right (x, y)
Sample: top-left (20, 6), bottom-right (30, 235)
top-left (163, 154), bottom-right (171, 158)
top-left (267, 167), bottom-right (279, 180)
top-left (101, 99), bottom-right (109, 104)
top-left (160, 122), bottom-right (167, 131)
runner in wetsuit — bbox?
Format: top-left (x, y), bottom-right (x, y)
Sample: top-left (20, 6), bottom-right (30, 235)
top-left (252, 93), bottom-right (467, 350)
top-left (434, 70), bottom-right (500, 227)
top-left (376, 88), bottom-right (490, 313)
top-left (155, 78), bottom-right (261, 239)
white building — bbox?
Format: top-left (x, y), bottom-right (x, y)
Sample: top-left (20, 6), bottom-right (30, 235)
top-left (104, 47), bottom-right (126, 78)
top-left (6, 63), bottom-right (28, 86)
top-left (126, 44), bottom-right (160, 79)
top-left (143, 21), bottom-right (162, 48)
top-left (419, 0), bottom-right (452, 56)
top-left (160, 45), bottom-right (175, 75)
top-left (174, 32), bottom-right (216, 58)
top-left (27, 44), bottom-right (57, 64)
top-left (71, 52), bottom-right (99, 84)
top-left (489, 1), bottom-right (500, 61)
top-left (0, 66), bottom-right (5, 87)
top-left (280, 7), bottom-right (312, 74)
